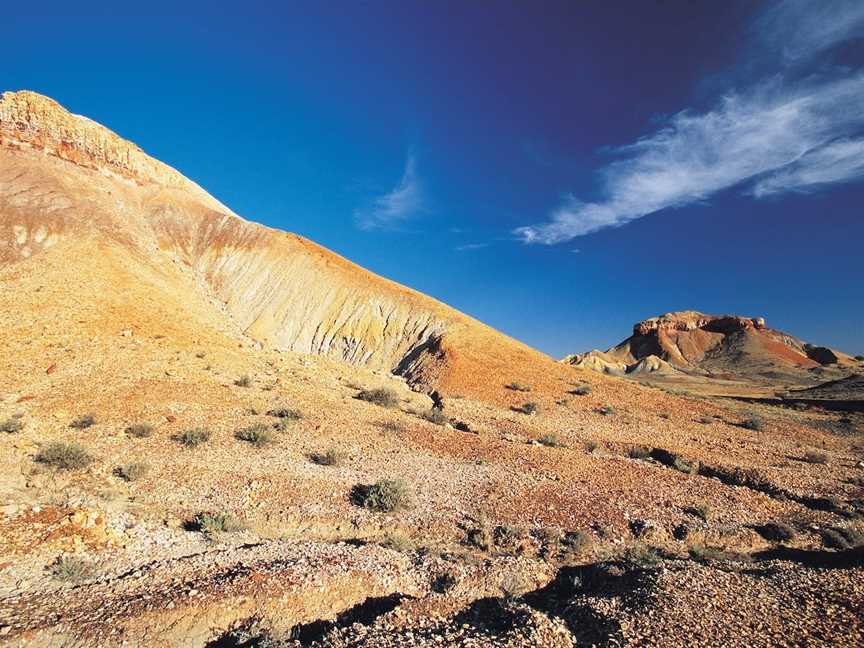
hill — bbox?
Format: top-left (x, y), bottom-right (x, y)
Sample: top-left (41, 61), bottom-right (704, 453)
top-left (565, 310), bottom-right (861, 395)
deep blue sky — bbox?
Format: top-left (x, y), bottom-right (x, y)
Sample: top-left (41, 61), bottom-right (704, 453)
top-left (5, 0), bottom-right (863, 356)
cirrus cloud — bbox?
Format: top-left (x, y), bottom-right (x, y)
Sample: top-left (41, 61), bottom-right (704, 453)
top-left (354, 154), bottom-right (424, 230)
top-left (516, 0), bottom-right (864, 245)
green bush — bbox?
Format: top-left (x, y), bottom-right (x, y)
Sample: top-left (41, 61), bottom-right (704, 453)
top-left (36, 442), bottom-right (94, 471)
top-left (175, 428), bottom-right (211, 447)
top-left (352, 479), bottom-right (412, 512)
top-left (70, 414), bottom-right (95, 429)
top-left (116, 462), bottom-right (149, 482)
top-left (235, 424), bottom-right (275, 447)
top-left (125, 423), bottom-right (153, 438)
top-left (50, 556), bottom-right (96, 582)
top-left (191, 511), bottom-right (244, 534)
top-left (357, 388), bottom-right (400, 408)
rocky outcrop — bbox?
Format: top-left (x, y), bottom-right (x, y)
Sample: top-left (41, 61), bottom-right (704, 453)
top-left (0, 91), bottom-right (230, 214)
top-left (634, 311), bottom-right (766, 336)
top-left (566, 310), bottom-right (853, 385)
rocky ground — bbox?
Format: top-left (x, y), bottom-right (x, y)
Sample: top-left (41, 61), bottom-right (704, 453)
top-left (1, 307), bottom-right (863, 645)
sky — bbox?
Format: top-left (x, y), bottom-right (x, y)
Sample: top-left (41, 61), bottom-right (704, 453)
top-left (5, 0), bottom-right (863, 356)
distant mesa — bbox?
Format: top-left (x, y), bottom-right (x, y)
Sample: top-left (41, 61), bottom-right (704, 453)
top-left (564, 310), bottom-right (858, 387)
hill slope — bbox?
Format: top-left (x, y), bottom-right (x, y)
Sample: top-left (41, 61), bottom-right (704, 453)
top-left (0, 90), bottom-right (547, 399)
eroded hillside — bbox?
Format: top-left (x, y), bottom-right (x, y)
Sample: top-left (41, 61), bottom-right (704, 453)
top-left (0, 90), bottom-right (545, 389)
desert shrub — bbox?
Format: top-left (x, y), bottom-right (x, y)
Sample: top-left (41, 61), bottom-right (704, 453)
top-left (36, 442), bottom-right (94, 471)
top-left (116, 462), bottom-right (149, 482)
top-left (50, 556), bottom-right (96, 582)
top-left (560, 530), bottom-right (593, 557)
top-left (267, 407), bottom-right (302, 421)
top-left (312, 448), bottom-right (346, 466)
top-left (0, 417), bottom-right (24, 433)
top-left (672, 456), bottom-right (699, 474)
top-left (175, 428), bottom-right (211, 447)
top-left (570, 385), bottom-right (592, 396)
top-left (688, 545), bottom-right (741, 562)
top-left (627, 445), bottom-right (651, 460)
top-left (539, 433), bottom-right (564, 448)
top-left (821, 526), bottom-right (864, 550)
top-left (352, 479), bottom-right (412, 512)
top-left (420, 409), bottom-right (447, 425)
top-left (658, 412), bottom-right (670, 419)
top-left (467, 522), bottom-right (492, 550)
top-left (650, 448), bottom-right (698, 474)
top-left (584, 440), bottom-right (598, 453)
top-left (505, 381), bottom-right (532, 392)
top-left (191, 511), bottom-right (244, 534)
top-left (755, 521), bottom-right (796, 542)
top-left (515, 402), bottom-right (538, 415)
top-left (125, 423), bottom-right (153, 438)
top-left (689, 504), bottom-right (712, 522)
top-left (357, 388), bottom-right (399, 408)
top-left (234, 375), bottom-right (252, 387)
top-left (494, 525), bottom-right (524, 550)
top-left (235, 424), bottom-right (275, 447)
top-left (500, 570), bottom-right (532, 600)
top-left (803, 451), bottom-right (828, 464)
top-left (623, 544), bottom-right (663, 568)
top-left (536, 528), bottom-right (561, 559)
top-left (70, 414), bottom-right (95, 429)
top-left (699, 416), bottom-right (714, 424)
top-left (855, 355), bottom-right (864, 361)
top-left (379, 421), bottom-right (404, 433)
top-left (741, 416), bottom-right (763, 431)
top-left (431, 572), bottom-right (458, 593)
top-left (597, 405), bottom-right (615, 416)
top-left (381, 533), bottom-right (413, 552)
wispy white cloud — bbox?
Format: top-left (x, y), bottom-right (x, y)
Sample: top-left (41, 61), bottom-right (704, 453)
top-left (454, 242), bottom-right (490, 252)
top-left (354, 155), bottom-right (424, 230)
top-left (516, 1), bottom-right (864, 245)
top-left (752, 136), bottom-right (864, 197)
top-left (757, 0), bottom-right (864, 62)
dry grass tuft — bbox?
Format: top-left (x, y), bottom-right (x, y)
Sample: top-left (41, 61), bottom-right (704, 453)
top-left (36, 442), bottom-right (94, 471)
